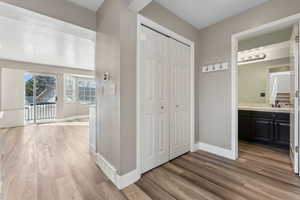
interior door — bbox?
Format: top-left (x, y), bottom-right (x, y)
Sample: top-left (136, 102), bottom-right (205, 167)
top-left (290, 22), bottom-right (299, 174)
top-left (169, 39), bottom-right (191, 159)
top-left (140, 26), bottom-right (170, 173)
top-left (25, 74), bottom-right (57, 123)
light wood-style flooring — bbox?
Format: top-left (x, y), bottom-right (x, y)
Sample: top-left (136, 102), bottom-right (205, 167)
top-left (1, 121), bottom-right (127, 200)
top-left (128, 142), bottom-right (300, 200)
top-left (2, 122), bottom-right (300, 200)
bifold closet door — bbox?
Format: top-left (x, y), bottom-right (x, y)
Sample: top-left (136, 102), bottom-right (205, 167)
top-left (169, 39), bottom-right (191, 160)
top-left (140, 26), bottom-right (170, 173)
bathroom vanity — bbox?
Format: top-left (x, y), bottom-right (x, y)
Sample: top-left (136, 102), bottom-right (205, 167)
top-left (238, 105), bottom-right (290, 149)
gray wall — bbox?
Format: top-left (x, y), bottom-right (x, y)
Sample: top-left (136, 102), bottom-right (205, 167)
top-left (96, 0), bottom-right (121, 171)
top-left (120, 0), bottom-right (138, 175)
top-left (198, 0), bottom-right (300, 149)
top-left (239, 27), bottom-right (292, 51)
top-left (1, 0), bottom-right (96, 30)
top-left (96, 0), bottom-right (138, 175)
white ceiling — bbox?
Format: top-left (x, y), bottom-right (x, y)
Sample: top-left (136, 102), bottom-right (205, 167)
top-left (67, 0), bottom-right (104, 11)
top-left (155, 0), bottom-right (270, 29)
top-left (0, 2), bottom-right (96, 41)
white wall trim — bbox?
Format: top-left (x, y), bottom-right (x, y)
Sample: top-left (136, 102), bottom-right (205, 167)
top-left (231, 13), bottom-right (300, 163)
top-left (95, 153), bottom-right (117, 184)
top-left (129, 0), bottom-right (152, 13)
top-left (136, 15), bottom-right (196, 175)
top-left (195, 142), bottom-right (236, 160)
top-left (115, 169), bottom-right (141, 190)
top-left (95, 153), bottom-right (140, 190)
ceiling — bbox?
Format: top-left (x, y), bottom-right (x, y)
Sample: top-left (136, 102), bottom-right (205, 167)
top-left (67, 0), bottom-right (104, 11)
top-left (0, 2), bottom-right (96, 41)
top-left (155, 0), bottom-right (270, 29)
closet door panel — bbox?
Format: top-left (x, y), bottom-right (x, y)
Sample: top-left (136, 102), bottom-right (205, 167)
top-left (140, 26), bottom-right (170, 173)
top-left (169, 39), bottom-right (191, 160)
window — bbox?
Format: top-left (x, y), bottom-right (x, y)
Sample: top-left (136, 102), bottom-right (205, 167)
top-left (78, 79), bottom-right (96, 104)
top-left (64, 76), bottom-right (76, 102)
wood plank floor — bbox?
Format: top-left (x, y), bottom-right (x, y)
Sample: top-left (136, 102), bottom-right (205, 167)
top-left (124, 142), bottom-right (300, 200)
top-left (2, 122), bottom-right (300, 200)
top-left (0, 121), bottom-right (127, 200)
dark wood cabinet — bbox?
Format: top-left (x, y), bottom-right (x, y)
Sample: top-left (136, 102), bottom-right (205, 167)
top-left (238, 110), bottom-right (290, 149)
top-left (274, 120), bottom-right (290, 147)
top-left (251, 117), bottom-right (274, 143)
top-left (238, 111), bottom-right (251, 140)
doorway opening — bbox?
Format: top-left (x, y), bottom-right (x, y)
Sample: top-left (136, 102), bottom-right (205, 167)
top-left (24, 73), bottom-right (57, 123)
top-left (232, 18), bottom-right (300, 175)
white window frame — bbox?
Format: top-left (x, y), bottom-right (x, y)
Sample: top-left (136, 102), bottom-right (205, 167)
top-left (64, 75), bottom-right (76, 103)
top-left (77, 79), bottom-right (96, 104)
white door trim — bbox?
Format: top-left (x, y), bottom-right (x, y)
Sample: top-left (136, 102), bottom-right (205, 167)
top-left (231, 13), bottom-right (300, 164)
top-left (136, 15), bottom-right (195, 175)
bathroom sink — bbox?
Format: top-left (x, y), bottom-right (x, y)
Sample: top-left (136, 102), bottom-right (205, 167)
top-left (238, 104), bottom-right (291, 113)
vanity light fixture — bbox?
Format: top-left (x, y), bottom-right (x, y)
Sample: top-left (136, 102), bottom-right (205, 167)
top-left (238, 53), bottom-right (266, 63)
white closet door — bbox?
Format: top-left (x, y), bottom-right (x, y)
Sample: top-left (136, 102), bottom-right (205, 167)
top-left (169, 39), bottom-right (191, 160)
top-left (140, 26), bottom-right (170, 173)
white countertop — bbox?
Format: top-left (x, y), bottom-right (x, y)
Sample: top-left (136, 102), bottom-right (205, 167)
top-left (238, 104), bottom-right (291, 113)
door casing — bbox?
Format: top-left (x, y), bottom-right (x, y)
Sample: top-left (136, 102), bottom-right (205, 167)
top-left (231, 13), bottom-right (300, 175)
top-left (136, 15), bottom-right (195, 175)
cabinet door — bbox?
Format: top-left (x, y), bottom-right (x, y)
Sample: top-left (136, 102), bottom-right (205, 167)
top-left (274, 120), bottom-right (290, 148)
top-left (251, 117), bottom-right (274, 143)
top-left (238, 111), bottom-right (251, 141)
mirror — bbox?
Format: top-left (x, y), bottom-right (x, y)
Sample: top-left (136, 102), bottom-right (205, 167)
top-left (238, 64), bottom-right (291, 106)
top-left (269, 68), bottom-right (291, 106)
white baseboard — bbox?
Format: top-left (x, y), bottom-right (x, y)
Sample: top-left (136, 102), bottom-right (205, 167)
top-left (115, 168), bottom-right (141, 190)
top-left (194, 142), bottom-right (236, 160)
top-left (52, 115), bottom-right (89, 123)
top-left (95, 153), bottom-right (140, 190)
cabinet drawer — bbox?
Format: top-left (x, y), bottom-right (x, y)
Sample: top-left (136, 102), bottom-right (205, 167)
top-left (275, 113), bottom-right (290, 120)
top-left (252, 111), bottom-right (274, 119)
